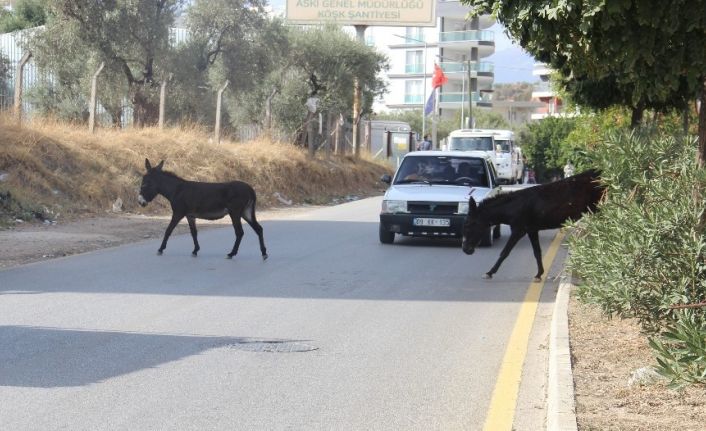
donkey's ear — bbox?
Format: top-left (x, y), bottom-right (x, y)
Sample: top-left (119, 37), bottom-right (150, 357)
top-left (145, 158), bottom-right (152, 170)
top-left (155, 160), bottom-right (164, 170)
top-left (468, 197), bottom-right (477, 211)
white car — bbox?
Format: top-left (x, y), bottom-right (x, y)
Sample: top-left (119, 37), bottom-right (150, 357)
top-left (379, 151), bottom-right (502, 245)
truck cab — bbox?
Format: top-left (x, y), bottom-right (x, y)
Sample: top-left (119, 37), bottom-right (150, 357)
top-left (447, 129), bottom-right (523, 185)
top-left (489, 130), bottom-right (523, 185)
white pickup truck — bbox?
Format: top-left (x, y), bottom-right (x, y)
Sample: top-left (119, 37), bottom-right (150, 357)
top-left (446, 129), bottom-right (523, 184)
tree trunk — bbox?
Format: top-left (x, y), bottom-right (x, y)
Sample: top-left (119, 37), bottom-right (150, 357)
top-left (630, 104), bottom-right (645, 129)
top-left (697, 80), bottom-right (706, 169)
top-left (265, 87), bottom-right (277, 131)
top-left (132, 88), bottom-right (159, 128)
top-left (298, 111), bottom-right (314, 147)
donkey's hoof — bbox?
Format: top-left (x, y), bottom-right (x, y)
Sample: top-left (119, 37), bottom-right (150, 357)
top-left (482, 273), bottom-right (492, 279)
top-left (191, 252), bottom-right (198, 257)
top-left (157, 250), bottom-right (163, 256)
top-left (533, 276), bottom-right (542, 282)
top-left (262, 254), bottom-right (268, 261)
top-left (226, 254), bottom-right (234, 260)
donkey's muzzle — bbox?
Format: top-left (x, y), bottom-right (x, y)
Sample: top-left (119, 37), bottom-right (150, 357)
top-left (138, 195), bottom-right (148, 207)
top-left (461, 241), bottom-right (475, 255)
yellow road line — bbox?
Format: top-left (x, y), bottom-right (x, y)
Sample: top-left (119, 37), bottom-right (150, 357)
top-left (482, 230), bottom-right (565, 431)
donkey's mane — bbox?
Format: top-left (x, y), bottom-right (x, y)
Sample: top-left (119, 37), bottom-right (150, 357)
top-left (154, 169), bottom-right (184, 180)
top-left (478, 191), bottom-right (516, 209)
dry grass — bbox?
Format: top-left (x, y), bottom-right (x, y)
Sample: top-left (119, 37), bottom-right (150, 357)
top-left (0, 115), bottom-right (391, 223)
top-left (569, 295), bottom-right (706, 431)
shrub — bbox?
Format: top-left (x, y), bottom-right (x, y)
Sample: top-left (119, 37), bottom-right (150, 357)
top-left (649, 317), bottom-right (706, 388)
top-left (568, 129), bottom-right (706, 385)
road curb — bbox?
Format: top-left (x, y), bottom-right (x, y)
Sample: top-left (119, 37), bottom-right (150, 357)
top-left (547, 281), bottom-right (578, 431)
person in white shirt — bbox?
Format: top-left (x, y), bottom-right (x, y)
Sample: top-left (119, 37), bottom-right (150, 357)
top-left (563, 160), bottom-right (575, 178)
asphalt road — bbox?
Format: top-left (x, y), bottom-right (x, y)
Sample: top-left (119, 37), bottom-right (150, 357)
top-left (0, 197), bottom-right (564, 431)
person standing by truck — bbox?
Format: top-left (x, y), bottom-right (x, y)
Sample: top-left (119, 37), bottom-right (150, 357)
top-left (563, 160), bottom-right (575, 178)
top-left (417, 134), bottom-right (433, 151)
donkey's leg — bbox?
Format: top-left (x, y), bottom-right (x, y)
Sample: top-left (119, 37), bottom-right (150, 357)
top-left (158, 213), bottom-right (184, 255)
top-left (242, 201), bottom-right (268, 260)
top-left (186, 216), bottom-right (200, 257)
top-left (527, 230), bottom-right (544, 281)
top-left (226, 212), bottom-right (245, 259)
top-left (484, 228), bottom-right (526, 279)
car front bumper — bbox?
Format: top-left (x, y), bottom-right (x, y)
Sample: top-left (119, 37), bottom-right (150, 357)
top-left (380, 213), bottom-right (467, 238)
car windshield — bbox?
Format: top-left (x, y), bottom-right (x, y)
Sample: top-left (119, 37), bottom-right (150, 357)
top-left (394, 155), bottom-right (489, 187)
top-left (448, 136), bottom-right (493, 151)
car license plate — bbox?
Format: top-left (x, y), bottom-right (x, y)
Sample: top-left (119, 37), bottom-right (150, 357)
top-left (413, 218), bottom-right (450, 227)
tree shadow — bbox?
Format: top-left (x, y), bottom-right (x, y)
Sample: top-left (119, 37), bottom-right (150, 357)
top-left (0, 325), bottom-right (314, 388)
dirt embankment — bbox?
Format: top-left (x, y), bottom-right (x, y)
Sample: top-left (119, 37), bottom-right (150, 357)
top-left (0, 116), bottom-right (391, 227)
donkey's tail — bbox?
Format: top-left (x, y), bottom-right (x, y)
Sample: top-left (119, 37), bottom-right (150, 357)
top-left (243, 190), bottom-right (257, 223)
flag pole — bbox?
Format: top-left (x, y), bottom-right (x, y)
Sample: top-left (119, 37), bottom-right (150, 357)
top-left (431, 88), bottom-right (439, 148)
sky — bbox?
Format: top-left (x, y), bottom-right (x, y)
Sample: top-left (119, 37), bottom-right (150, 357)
top-left (268, 1), bottom-right (537, 83)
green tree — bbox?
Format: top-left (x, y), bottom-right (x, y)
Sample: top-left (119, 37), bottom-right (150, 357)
top-left (184, 0), bottom-right (281, 126)
top-left (463, 0), bottom-right (706, 165)
top-left (0, 0), bottom-right (47, 32)
top-left (34, 0), bottom-right (185, 126)
top-left (473, 109), bottom-right (510, 130)
top-left (374, 109), bottom-right (424, 136)
top-left (519, 116), bottom-right (576, 182)
top-left (493, 82), bottom-right (533, 102)
top-left (286, 25), bottom-right (387, 138)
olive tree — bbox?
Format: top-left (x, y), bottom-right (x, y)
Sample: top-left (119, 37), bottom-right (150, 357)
top-left (463, 0), bottom-right (706, 165)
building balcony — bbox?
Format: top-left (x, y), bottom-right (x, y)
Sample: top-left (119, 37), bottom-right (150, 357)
top-left (439, 30), bottom-right (493, 44)
top-left (439, 91), bottom-right (491, 103)
top-left (439, 61), bottom-right (494, 86)
top-left (405, 64), bottom-right (425, 74)
top-left (533, 62), bottom-right (552, 77)
top-left (531, 81), bottom-right (555, 99)
top-left (404, 94), bottom-right (424, 104)
top-left (439, 61), bottom-right (494, 74)
top-left (437, 3), bottom-right (495, 27)
top-left (438, 30), bottom-right (495, 57)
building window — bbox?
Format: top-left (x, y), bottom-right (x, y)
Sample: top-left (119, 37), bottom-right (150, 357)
top-left (405, 27), bottom-right (424, 43)
top-left (405, 80), bottom-right (423, 104)
top-left (405, 50), bottom-right (423, 74)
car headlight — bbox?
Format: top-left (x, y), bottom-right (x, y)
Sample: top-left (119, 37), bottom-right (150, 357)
top-left (381, 200), bottom-right (408, 214)
top-left (457, 201), bottom-right (469, 214)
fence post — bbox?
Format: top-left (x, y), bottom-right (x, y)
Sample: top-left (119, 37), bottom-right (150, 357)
top-left (365, 119), bottom-right (372, 152)
top-left (307, 117), bottom-right (315, 159)
top-left (14, 51), bottom-right (32, 125)
top-left (158, 74), bottom-right (171, 130)
top-left (215, 80), bottom-right (229, 144)
top-left (335, 113), bottom-right (343, 155)
top-left (88, 62), bottom-right (105, 134)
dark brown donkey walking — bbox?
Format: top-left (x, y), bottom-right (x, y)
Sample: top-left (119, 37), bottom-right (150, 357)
top-left (461, 169), bottom-right (604, 281)
top-left (138, 159), bottom-right (268, 259)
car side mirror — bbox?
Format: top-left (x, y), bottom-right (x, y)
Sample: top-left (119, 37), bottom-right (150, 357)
top-left (380, 174), bottom-right (392, 184)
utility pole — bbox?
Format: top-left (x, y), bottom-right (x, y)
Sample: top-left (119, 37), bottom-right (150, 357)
top-left (352, 25), bottom-right (368, 158)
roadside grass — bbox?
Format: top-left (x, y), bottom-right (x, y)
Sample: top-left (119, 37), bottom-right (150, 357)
top-left (0, 115), bottom-right (391, 226)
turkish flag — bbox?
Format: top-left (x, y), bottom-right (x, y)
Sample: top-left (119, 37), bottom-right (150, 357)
top-left (431, 63), bottom-right (448, 89)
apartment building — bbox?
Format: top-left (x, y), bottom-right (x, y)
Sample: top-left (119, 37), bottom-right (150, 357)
top-left (531, 62), bottom-right (565, 120)
top-left (365, 1), bottom-right (495, 128)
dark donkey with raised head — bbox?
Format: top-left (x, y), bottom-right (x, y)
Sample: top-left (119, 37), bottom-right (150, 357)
top-left (461, 169), bottom-right (604, 281)
top-left (138, 159), bottom-right (267, 259)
